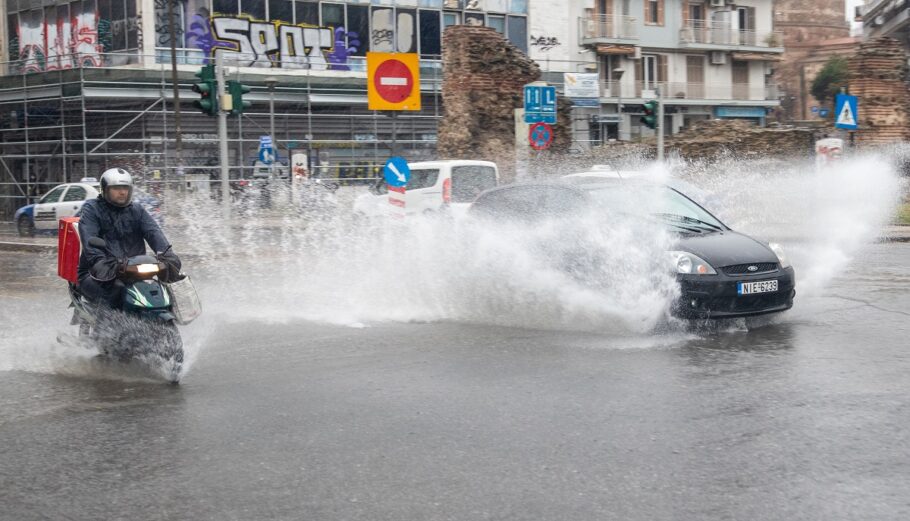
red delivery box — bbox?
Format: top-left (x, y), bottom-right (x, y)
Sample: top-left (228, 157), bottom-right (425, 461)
top-left (58, 217), bottom-right (81, 283)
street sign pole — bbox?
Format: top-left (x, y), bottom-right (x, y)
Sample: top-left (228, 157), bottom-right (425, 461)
top-left (656, 87), bottom-right (664, 162)
top-left (217, 53), bottom-right (230, 218)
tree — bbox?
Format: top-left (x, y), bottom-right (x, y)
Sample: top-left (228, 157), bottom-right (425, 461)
top-left (811, 56), bottom-right (849, 108)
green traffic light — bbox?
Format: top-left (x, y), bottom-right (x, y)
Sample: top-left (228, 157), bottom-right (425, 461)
top-left (192, 65), bottom-right (218, 116)
top-left (226, 80), bottom-right (252, 116)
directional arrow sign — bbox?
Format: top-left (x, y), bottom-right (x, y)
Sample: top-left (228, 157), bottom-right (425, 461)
top-left (383, 156), bottom-right (411, 187)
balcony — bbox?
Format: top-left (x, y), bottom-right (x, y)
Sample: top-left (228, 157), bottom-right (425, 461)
top-left (579, 15), bottom-right (639, 46)
top-left (599, 80), bottom-right (779, 102)
top-left (679, 20), bottom-right (784, 52)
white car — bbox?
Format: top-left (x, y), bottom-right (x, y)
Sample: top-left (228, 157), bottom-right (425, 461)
top-left (353, 160), bottom-right (499, 217)
top-left (15, 179), bottom-right (163, 236)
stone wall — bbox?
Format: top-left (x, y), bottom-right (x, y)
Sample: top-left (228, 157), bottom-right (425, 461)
top-left (439, 26), bottom-right (562, 181)
top-left (847, 38), bottom-right (910, 145)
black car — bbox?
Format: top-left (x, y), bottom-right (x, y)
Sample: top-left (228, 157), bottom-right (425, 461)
top-left (468, 180), bottom-right (795, 321)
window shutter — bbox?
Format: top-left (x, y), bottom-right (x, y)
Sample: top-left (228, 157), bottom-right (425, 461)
top-left (658, 0), bottom-right (665, 26)
top-left (658, 54), bottom-right (667, 83)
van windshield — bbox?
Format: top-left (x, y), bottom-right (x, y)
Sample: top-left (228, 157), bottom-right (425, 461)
top-left (451, 165), bottom-right (497, 202)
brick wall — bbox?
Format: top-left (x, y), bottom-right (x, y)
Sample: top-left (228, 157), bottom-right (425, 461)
top-left (847, 38), bottom-right (910, 145)
top-left (440, 26), bottom-right (574, 181)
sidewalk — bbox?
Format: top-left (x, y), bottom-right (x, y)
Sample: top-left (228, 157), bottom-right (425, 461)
top-left (2, 222), bottom-right (910, 253)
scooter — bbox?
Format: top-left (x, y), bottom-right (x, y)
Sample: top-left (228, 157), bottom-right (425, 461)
top-left (67, 237), bottom-right (199, 383)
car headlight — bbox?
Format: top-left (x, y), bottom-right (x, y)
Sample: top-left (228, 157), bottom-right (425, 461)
top-left (768, 242), bottom-right (791, 268)
top-left (668, 251), bottom-right (716, 275)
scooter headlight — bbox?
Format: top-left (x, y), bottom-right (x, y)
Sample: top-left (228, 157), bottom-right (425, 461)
top-left (668, 251), bottom-right (717, 275)
top-left (126, 263), bottom-right (162, 274)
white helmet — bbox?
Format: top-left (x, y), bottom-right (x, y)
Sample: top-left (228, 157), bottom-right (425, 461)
top-left (100, 167), bottom-right (133, 207)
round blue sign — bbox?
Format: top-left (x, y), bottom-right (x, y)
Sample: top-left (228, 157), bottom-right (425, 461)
top-left (383, 156), bottom-right (411, 187)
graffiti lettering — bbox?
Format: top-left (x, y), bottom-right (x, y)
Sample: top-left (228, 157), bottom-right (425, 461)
top-left (211, 17), bottom-right (333, 69)
top-left (372, 29), bottom-right (394, 48)
top-left (16, 7), bottom-right (102, 73)
top-left (530, 35), bottom-right (561, 52)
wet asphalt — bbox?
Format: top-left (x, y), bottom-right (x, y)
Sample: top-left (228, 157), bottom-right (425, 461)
top-left (1, 244), bottom-right (909, 521)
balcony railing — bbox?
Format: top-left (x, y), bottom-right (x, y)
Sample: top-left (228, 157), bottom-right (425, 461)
top-left (579, 15), bottom-right (639, 42)
top-left (680, 20), bottom-right (783, 49)
top-left (599, 80), bottom-right (778, 101)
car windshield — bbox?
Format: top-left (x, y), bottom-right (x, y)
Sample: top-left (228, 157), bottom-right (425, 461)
top-left (585, 184), bottom-right (725, 231)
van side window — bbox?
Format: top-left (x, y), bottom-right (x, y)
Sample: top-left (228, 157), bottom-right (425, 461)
top-left (407, 169), bottom-right (440, 189)
top-left (451, 166), bottom-right (497, 202)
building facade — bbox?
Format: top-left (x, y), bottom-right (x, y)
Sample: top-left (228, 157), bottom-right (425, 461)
top-left (569, 0), bottom-right (783, 143)
top-left (1, 0), bottom-right (781, 216)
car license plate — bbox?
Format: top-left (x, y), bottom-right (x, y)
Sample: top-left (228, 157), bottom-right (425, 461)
top-left (738, 280), bottom-right (778, 295)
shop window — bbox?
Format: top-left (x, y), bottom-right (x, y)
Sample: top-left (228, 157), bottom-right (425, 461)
top-left (242, 0), bottom-right (266, 20)
top-left (295, 1), bottom-right (318, 25)
top-left (419, 10), bottom-right (441, 56)
top-left (213, 0), bottom-right (239, 15)
top-left (269, 0), bottom-right (293, 23)
top-left (347, 5), bottom-right (369, 56)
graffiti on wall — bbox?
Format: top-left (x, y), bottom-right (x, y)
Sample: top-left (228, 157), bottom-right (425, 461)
top-left (530, 35), bottom-right (561, 52)
top-left (15, 5), bottom-right (104, 73)
top-left (201, 16), bottom-right (358, 70)
top-left (370, 8), bottom-right (415, 53)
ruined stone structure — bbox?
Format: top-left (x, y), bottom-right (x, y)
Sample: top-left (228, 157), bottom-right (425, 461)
top-left (773, 0), bottom-right (852, 121)
top-left (848, 38), bottom-right (910, 145)
top-left (439, 26), bottom-right (572, 180)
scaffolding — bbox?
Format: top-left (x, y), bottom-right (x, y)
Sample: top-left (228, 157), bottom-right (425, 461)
top-left (0, 53), bottom-right (444, 218)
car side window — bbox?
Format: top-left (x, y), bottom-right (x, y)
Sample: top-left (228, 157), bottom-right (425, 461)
top-left (39, 186), bottom-right (67, 204)
top-left (62, 186), bottom-right (87, 202)
top-left (451, 166), bottom-right (497, 202)
top-left (472, 186), bottom-right (585, 222)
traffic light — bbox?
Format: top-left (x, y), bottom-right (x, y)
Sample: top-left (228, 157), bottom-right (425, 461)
top-left (192, 64), bottom-right (217, 116)
top-left (227, 80), bottom-right (251, 116)
top-left (640, 100), bottom-right (658, 130)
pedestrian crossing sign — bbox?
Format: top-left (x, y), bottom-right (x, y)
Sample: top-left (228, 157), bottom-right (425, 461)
top-left (834, 94), bottom-right (858, 130)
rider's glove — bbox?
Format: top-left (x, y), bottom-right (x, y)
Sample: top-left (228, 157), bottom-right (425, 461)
top-left (90, 256), bottom-right (124, 282)
top-left (156, 248), bottom-right (183, 283)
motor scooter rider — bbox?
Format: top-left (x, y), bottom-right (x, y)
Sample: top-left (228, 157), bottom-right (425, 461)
top-left (76, 168), bottom-right (181, 309)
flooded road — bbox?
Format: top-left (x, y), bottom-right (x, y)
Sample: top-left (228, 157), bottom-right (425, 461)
top-left (1, 241), bottom-right (909, 520)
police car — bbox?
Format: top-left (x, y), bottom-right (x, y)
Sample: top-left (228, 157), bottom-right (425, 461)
top-left (14, 178), bottom-right (162, 236)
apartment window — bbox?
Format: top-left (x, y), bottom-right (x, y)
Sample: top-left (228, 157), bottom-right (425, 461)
top-left (419, 10), bottom-right (442, 56)
top-left (507, 15), bottom-right (527, 53)
top-left (487, 14), bottom-right (505, 33)
top-left (243, 0), bottom-right (266, 19)
top-left (688, 3), bottom-right (703, 22)
top-left (295, 2), bottom-right (319, 25)
top-left (443, 11), bottom-right (461, 26)
top-left (644, 0), bottom-right (663, 26)
top-left (269, 0), bottom-right (293, 23)
top-left (213, 0), bottom-right (239, 15)
top-left (686, 55), bottom-right (704, 98)
top-left (347, 5), bottom-right (369, 56)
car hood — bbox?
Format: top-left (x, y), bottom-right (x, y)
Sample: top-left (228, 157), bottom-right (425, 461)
top-left (674, 230), bottom-right (777, 268)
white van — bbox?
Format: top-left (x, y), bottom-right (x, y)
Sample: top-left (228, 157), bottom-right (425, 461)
top-left (353, 160), bottom-right (499, 217)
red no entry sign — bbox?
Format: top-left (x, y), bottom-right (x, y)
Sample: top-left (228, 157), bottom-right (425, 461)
top-left (374, 60), bottom-right (414, 103)
top-left (529, 122), bottom-right (554, 150)
top-left (367, 53), bottom-right (421, 111)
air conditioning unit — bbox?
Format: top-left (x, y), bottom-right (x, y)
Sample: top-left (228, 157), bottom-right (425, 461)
top-left (710, 0), bottom-right (725, 7)
top-left (710, 51), bottom-right (727, 65)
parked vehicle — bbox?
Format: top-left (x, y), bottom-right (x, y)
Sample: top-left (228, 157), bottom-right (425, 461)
top-left (353, 160), bottom-right (499, 217)
top-left (15, 179), bottom-right (163, 236)
top-left (468, 178), bottom-right (795, 322)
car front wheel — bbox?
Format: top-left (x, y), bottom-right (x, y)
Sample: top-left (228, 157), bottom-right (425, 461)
top-left (17, 216), bottom-right (34, 237)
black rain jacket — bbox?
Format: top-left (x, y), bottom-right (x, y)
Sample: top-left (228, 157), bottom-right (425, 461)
top-left (76, 197), bottom-right (177, 282)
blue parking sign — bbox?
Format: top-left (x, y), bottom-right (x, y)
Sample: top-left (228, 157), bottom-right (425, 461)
top-left (524, 85), bottom-right (557, 124)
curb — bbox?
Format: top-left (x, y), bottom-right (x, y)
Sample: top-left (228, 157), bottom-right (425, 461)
top-left (0, 241), bottom-right (56, 253)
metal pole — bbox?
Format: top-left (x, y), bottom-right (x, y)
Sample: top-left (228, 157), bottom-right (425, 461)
top-left (391, 111), bottom-right (398, 157)
top-left (217, 54), bottom-right (230, 218)
top-left (657, 86), bottom-right (664, 162)
top-left (167, 0), bottom-right (183, 165)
